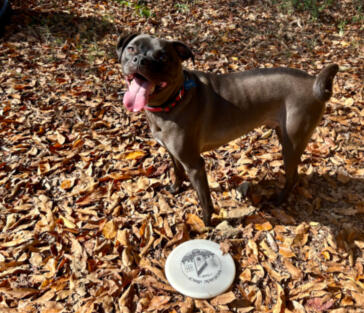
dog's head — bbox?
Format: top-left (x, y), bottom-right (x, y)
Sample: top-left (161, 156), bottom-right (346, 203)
top-left (116, 34), bottom-right (194, 112)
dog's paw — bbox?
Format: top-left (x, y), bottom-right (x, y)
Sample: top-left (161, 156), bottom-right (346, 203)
top-left (166, 184), bottom-right (182, 195)
top-left (202, 215), bottom-right (212, 227)
top-left (201, 209), bottom-right (213, 227)
top-left (270, 190), bottom-right (287, 206)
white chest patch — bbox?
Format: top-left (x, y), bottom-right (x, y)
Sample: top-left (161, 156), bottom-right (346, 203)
top-left (155, 138), bottom-right (165, 148)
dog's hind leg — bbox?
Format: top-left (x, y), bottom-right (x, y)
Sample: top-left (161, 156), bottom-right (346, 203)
top-left (275, 64), bottom-right (338, 204)
top-left (275, 101), bottom-right (325, 203)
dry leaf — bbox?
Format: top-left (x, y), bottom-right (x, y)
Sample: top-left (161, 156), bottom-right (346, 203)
top-left (186, 213), bottom-right (206, 232)
top-left (283, 258), bottom-right (302, 280)
top-left (352, 292), bottom-right (364, 307)
top-left (39, 302), bottom-right (65, 313)
top-left (0, 288), bottom-right (39, 299)
top-left (0, 231), bottom-right (33, 248)
top-left (59, 215), bottom-right (77, 229)
top-left (271, 209), bottom-right (296, 224)
top-left (179, 297), bottom-right (194, 313)
top-left (122, 248), bottom-right (134, 267)
top-left (260, 239), bottom-right (277, 261)
top-left (239, 268), bottom-right (252, 282)
top-left (102, 220), bottom-right (117, 239)
top-left (215, 220), bottom-right (241, 237)
top-left (163, 217), bottom-right (173, 238)
top-left (220, 206), bottom-right (256, 219)
top-left (158, 196), bottom-right (171, 214)
top-left (147, 295), bottom-right (171, 311)
top-left (220, 240), bottom-right (231, 254)
top-left (255, 221), bottom-right (273, 231)
top-left (124, 150), bottom-right (146, 160)
top-left (0, 1), bottom-right (361, 312)
top-left (262, 262), bottom-right (289, 282)
top-left (140, 258), bottom-right (168, 284)
top-left (210, 291), bottom-right (236, 306)
top-left (116, 229), bottom-right (129, 247)
top-left (60, 178), bottom-right (76, 190)
top-left (305, 297), bottom-right (335, 312)
top-left (272, 283), bottom-right (285, 313)
top-left (279, 246), bottom-right (296, 258)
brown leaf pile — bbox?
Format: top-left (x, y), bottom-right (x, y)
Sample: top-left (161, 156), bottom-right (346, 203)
top-left (0, 0), bottom-right (363, 312)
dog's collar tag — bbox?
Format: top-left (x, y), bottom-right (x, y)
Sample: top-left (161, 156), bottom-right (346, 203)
top-left (145, 78), bottom-right (196, 113)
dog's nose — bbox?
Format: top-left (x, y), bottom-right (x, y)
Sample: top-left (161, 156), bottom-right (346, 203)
top-left (132, 55), bottom-right (147, 65)
top-left (132, 56), bottom-right (147, 65)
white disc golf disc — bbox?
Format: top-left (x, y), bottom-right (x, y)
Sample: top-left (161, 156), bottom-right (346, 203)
top-left (165, 239), bottom-right (235, 299)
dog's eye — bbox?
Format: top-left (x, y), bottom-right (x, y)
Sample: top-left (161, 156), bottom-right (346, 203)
top-left (127, 46), bottom-right (135, 53)
top-left (159, 53), bottom-right (168, 62)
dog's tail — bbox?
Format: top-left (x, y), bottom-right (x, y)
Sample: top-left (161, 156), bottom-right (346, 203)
top-left (313, 64), bottom-right (339, 102)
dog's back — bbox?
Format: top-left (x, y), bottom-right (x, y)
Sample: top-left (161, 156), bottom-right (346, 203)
top-left (190, 66), bottom-right (338, 152)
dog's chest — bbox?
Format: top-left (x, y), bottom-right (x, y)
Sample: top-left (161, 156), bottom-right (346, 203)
top-left (152, 131), bottom-right (166, 148)
top-left (146, 114), bottom-right (173, 149)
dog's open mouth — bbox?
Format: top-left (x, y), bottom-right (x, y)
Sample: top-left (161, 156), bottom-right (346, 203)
top-left (123, 73), bottom-right (167, 112)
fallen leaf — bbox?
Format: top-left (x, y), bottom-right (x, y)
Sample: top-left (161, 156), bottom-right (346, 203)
top-left (102, 220), bottom-right (117, 239)
top-left (0, 288), bottom-right (39, 299)
top-left (122, 248), bottom-right (134, 267)
top-left (147, 295), bottom-right (171, 311)
top-left (239, 268), bottom-right (252, 282)
top-left (283, 258), bottom-right (302, 280)
top-left (0, 2), bottom-right (361, 312)
top-left (271, 209), bottom-right (296, 224)
top-left (116, 229), bottom-right (129, 247)
top-left (60, 178), bottom-right (76, 190)
top-left (220, 240), bottom-right (231, 254)
top-left (260, 239), bottom-right (277, 261)
top-left (59, 215), bottom-right (77, 229)
top-left (124, 150), bottom-right (146, 160)
top-left (272, 283), bottom-right (285, 313)
top-left (186, 213), bottom-right (206, 232)
top-left (262, 262), bottom-right (289, 282)
top-left (215, 220), bottom-right (241, 237)
top-left (210, 291), bottom-right (236, 306)
top-left (255, 221), bottom-right (273, 231)
top-left (305, 297), bottom-right (335, 312)
top-left (140, 258), bottom-right (168, 284)
top-left (220, 206), bottom-right (256, 219)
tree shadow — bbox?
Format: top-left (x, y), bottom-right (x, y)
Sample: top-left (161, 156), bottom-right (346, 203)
top-left (226, 171), bottom-right (364, 254)
top-left (2, 7), bottom-right (115, 43)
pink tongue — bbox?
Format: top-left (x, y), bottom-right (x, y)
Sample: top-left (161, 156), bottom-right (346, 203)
top-left (123, 77), bottom-right (154, 112)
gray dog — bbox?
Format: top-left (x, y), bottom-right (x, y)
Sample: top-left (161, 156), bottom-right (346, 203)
top-left (116, 34), bottom-right (338, 225)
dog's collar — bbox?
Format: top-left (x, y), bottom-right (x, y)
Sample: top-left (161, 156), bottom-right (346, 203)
top-left (145, 78), bottom-right (196, 113)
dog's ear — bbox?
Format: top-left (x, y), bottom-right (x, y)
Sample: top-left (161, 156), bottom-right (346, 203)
top-left (172, 41), bottom-right (195, 64)
top-left (116, 33), bottom-right (139, 60)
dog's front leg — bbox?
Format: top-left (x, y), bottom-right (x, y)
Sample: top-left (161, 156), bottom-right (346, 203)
top-left (181, 155), bottom-right (214, 226)
top-left (167, 152), bottom-right (187, 194)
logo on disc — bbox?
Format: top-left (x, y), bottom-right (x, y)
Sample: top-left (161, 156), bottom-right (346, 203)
top-left (181, 249), bottom-right (222, 284)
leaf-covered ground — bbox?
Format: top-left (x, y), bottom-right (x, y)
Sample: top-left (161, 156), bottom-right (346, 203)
top-left (0, 0), bottom-right (363, 312)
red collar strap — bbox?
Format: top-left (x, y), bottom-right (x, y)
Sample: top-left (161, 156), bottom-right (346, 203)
top-left (145, 79), bottom-right (196, 113)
